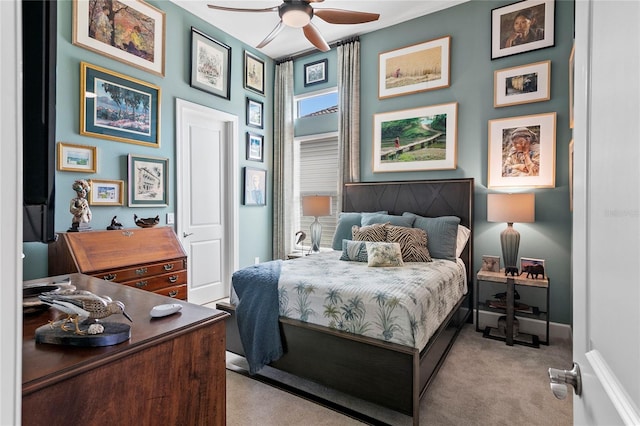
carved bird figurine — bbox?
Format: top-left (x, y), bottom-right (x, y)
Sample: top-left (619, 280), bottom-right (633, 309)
top-left (39, 289), bottom-right (132, 335)
top-left (134, 214), bottom-right (160, 228)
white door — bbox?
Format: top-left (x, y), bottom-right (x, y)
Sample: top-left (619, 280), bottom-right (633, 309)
top-left (565, 1), bottom-right (640, 424)
top-left (175, 99), bottom-right (239, 305)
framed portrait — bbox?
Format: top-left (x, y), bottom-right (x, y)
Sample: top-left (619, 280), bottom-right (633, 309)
top-left (520, 257), bottom-right (546, 279)
top-left (243, 167), bottom-right (266, 206)
top-left (488, 112), bottom-right (556, 188)
top-left (128, 154), bottom-right (168, 207)
top-left (88, 179), bottom-right (124, 206)
top-left (246, 97), bottom-right (264, 129)
top-left (569, 42), bottom-right (575, 129)
top-left (372, 102), bottom-right (458, 173)
top-left (481, 255), bottom-right (501, 272)
top-left (57, 142), bottom-right (97, 173)
top-left (491, 0), bottom-right (555, 59)
top-left (494, 60), bottom-right (551, 107)
top-left (73, 0), bottom-right (166, 76)
top-left (244, 51), bottom-right (265, 95)
top-left (378, 36), bottom-right (450, 99)
top-left (246, 132), bottom-right (264, 162)
top-left (80, 62), bottom-right (160, 147)
top-left (190, 27), bottom-right (231, 99)
top-left (304, 59), bottom-right (328, 86)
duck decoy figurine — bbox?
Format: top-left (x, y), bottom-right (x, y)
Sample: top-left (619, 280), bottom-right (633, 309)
top-left (134, 214), bottom-right (160, 228)
top-left (107, 216), bottom-right (123, 230)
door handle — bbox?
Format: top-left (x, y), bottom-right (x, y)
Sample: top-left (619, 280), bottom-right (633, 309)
top-left (183, 232), bottom-right (193, 238)
top-left (548, 362), bottom-right (582, 399)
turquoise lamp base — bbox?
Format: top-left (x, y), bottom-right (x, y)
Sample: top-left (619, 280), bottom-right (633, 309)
top-left (500, 223), bottom-right (520, 276)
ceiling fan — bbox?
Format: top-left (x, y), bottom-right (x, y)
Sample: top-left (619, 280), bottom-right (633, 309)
top-left (207, 0), bottom-right (380, 52)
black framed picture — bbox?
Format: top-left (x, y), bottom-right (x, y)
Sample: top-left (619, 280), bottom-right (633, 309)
top-left (246, 97), bottom-right (264, 129)
top-left (190, 27), bottom-right (231, 99)
top-left (304, 59), bottom-right (328, 86)
top-left (244, 50), bottom-right (265, 95)
top-left (246, 132), bottom-right (264, 162)
top-left (243, 167), bottom-right (266, 206)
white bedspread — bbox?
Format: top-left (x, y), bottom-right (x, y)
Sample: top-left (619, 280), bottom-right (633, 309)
top-left (278, 251), bottom-right (467, 351)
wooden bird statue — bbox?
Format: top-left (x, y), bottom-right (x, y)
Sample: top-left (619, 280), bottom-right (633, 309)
top-left (39, 289), bottom-right (132, 335)
top-left (134, 214), bottom-right (160, 228)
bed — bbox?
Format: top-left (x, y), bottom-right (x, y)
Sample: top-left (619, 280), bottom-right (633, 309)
top-left (217, 178), bottom-right (474, 425)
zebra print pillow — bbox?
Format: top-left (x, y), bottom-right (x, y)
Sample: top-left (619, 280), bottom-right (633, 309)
top-left (351, 223), bottom-right (388, 242)
top-left (386, 225), bottom-right (432, 262)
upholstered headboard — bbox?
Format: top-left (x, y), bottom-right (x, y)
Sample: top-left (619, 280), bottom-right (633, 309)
top-left (343, 178), bottom-right (474, 282)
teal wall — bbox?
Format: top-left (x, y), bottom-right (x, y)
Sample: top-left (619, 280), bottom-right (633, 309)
top-left (23, 0), bottom-right (574, 325)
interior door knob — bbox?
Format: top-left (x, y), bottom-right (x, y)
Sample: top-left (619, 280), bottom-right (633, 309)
top-left (548, 362), bottom-right (582, 399)
top-left (183, 232), bottom-right (193, 238)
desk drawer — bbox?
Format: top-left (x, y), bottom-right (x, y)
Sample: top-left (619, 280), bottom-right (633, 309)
top-left (154, 284), bottom-right (187, 300)
top-left (120, 270), bottom-right (187, 292)
top-left (92, 259), bottom-right (186, 282)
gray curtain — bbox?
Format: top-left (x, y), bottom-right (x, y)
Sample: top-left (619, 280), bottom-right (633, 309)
top-left (272, 60), bottom-right (294, 260)
top-left (337, 39), bottom-right (361, 200)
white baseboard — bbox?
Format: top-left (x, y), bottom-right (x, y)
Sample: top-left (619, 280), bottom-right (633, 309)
top-left (475, 310), bottom-right (572, 343)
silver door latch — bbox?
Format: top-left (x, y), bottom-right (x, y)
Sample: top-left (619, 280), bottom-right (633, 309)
top-left (548, 362), bottom-right (582, 399)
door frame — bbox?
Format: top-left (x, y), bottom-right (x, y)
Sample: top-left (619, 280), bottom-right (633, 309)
top-left (175, 98), bottom-right (239, 301)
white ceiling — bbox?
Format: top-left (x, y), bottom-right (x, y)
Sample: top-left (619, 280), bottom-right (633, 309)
top-left (171, 0), bottom-right (469, 59)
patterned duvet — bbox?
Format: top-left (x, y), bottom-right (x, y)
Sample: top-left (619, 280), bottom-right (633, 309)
top-left (277, 251), bottom-right (467, 351)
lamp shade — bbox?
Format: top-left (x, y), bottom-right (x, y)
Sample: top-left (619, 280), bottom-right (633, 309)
top-left (487, 193), bottom-right (535, 224)
top-left (302, 195), bottom-right (331, 217)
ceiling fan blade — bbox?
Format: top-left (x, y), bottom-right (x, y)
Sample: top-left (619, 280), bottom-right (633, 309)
top-left (207, 4), bottom-right (278, 13)
top-left (302, 23), bottom-right (330, 52)
top-left (256, 21), bottom-right (285, 48)
top-left (314, 9), bottom-right (380, 24)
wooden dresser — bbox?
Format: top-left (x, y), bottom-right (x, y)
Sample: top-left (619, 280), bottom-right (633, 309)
top-left (23, 274), bottom-right (228, 425)
top-left (48, 227), bottom-right (188, 300)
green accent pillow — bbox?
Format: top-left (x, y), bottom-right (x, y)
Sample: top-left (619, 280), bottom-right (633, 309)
top-left (339, 239), bottom-right (368, 262)
top-left (361, 213), bottom-right (415, 228)
top-left (331, 211), bottom-right (387, 250)
top-left (402, 213), bottom-right (461, 261)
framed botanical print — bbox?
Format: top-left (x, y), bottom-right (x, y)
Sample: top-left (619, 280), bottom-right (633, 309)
top-left (88, 179), bottom-right (124, 206)
top-left (246, 97), bottom-right (264, 129)
top-left (57, 142), bottom-right (97, 173)
top-left (190, 27), bottom-right (231, 99)
top-left (128, 154), bottom-right (168, 207)
top-left (244, 50), bottom-right (265, 95)
top-left (73, 0), bottom-right (166, 76)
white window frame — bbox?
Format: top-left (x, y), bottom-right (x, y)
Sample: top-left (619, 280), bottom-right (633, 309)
top-left (294, 87), bottom-right (338, 119)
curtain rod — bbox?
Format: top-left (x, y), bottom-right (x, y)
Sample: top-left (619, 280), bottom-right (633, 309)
top-left (275, 36), bottom-right (359, 64)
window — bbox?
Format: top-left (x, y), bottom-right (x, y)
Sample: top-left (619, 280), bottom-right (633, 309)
top-left (293, 132), bottom-right (340, 251)
top-left (295, 88), bottom-right (338, 119)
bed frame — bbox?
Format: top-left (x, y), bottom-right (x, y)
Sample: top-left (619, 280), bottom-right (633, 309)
top-left (217, 178), bottom-right (474, 425)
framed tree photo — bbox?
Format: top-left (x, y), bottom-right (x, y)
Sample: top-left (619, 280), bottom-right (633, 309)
top-left (494, 60), bottom-right (551, 107)
top-left (246, 132), bottom-right (264, 162)
top-left (244, 50), bottom-right (265, 95)
top-left (491, 0), bottom-right (555, 59)
top-left (190, 27), bottom-right (231, 99)
top-left (246, 97), bottom-right (264, 129)
top-left (488, 112), bottom-right (556, 188)
top-left (128, 154), bottom-right (168, 207)
top-left (304, 59), bottom-right (328, 86)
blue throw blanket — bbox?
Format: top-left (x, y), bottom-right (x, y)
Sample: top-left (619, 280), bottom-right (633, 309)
top-left (231, 260), bottom-right (283, 374)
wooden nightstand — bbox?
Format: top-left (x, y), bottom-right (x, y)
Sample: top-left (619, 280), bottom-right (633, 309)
top-left (475, 269), bottom-right (549, 347)
top-left (286, 251), bottom-right (307, 259)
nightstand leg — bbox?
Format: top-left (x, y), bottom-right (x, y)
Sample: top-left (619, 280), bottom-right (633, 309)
top-left (506, 278), bottom-right (515, 346)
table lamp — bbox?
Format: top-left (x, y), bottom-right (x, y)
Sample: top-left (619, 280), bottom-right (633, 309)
top-left (302, 195), bottom-right (331, 253)
top-left (487, 193), bottom-right (535, 276)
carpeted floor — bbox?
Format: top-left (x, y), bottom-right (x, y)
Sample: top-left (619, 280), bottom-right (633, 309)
top-left (226, 324), bottom-right (573, 425)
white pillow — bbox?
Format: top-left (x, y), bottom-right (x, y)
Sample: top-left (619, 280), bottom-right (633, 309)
top-left (455, 225), bottom-right (471, 258)
top-left (365, 242), bottom-right (404, 267)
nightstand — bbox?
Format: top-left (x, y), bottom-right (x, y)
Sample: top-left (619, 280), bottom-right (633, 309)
top-left (475, 269), bottom-right (549, 347)
top-left (286, 251), bottom-right (307, 260)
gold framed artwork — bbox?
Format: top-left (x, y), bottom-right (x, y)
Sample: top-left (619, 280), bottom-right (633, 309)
top-left (494, 60), bottom-right (551, 108)
top-left (378, 36), bottom-right (451, 99)
top-left (57, 142), bottom-right (97, 173)
top-left (73, 0), bottom-right (166, 76)
top-left (88, 179), bottom-right (124, 206)
top-left (488, 112), bottom-right (557, 188)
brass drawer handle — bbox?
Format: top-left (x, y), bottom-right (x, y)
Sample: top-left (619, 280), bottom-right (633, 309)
top-left (163, 263), bottom-right (174, 271)
top-left (103, 273), bottom-right (116, 281)
top-left (136, 281), bottom-right (148, 288)
top-left (168, 275), bottom-right (178, 283)
top-left (168, 290), bottom-right (178, 298)
top-left (136, 267), bottom-right (148, 275)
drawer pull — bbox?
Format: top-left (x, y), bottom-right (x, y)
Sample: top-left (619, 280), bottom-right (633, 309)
top-left (163, 263), bottom-right (174, 271)
top-left (136, 281), bottom-right (148, 288)
top-left (136, 267), bottom-right (148, 275)
top-left (103, 273), bottom-right (117, 281)
top-left (168, 290), bottom-right (178, 298)
top-left (169, 275), bottom-right (178, 283)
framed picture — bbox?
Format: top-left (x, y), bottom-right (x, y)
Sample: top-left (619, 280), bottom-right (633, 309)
top-left (372, 102), bottom-right (458, 173)
top-left (244, 51), bottom-right (265, 95)
top-left (57, 142), bottom-right (97, 173)
top-left (520, 257), bottom-right (546, 279)
top-left (481, 255), bottom-right (501, 272)
top-left (246, 97), bottom-right (264, 129)
top-left (243, 167), bottom-right (266, 206)
top-left (304, 59), bottom-right (328, 86)
top-left (494, 60), bottom-right (551, 107)
top-left (488, 112), bottom-right (556, 188)
top-left (80, 62), bottom-right (160, 147)
top-left (128, 154), bottom-right (168, 207)
top-left (569, 42), bottom-right (575, 129)
top-left (246, 132), bottom-right (264, 162)
top-left (190, 27), bottom-right (231, 99)
top-left (378, 36), bottom-right (450, 99)
top-left (73, 0), bottom-right (166, 76)
top-left (491, 0), bottom-right (555, 59)
top-left (88, 179), bottom-right (124, 206)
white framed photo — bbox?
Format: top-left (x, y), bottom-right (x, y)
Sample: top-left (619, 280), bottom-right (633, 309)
top-left (494, 60), bottom-right (551, 107)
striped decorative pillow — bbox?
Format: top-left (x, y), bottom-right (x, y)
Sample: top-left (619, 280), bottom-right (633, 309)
top-left (351, 222), bottom-right (388, 242)
top-left (386, 225), bottom-right (432, 262)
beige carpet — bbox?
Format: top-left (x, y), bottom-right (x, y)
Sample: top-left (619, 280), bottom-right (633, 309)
top-left (226, 324), bottom-right (573, 425)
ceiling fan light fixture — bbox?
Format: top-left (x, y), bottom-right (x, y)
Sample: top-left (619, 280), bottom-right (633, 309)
top-left (280, 2), bottom-right (313, 28)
